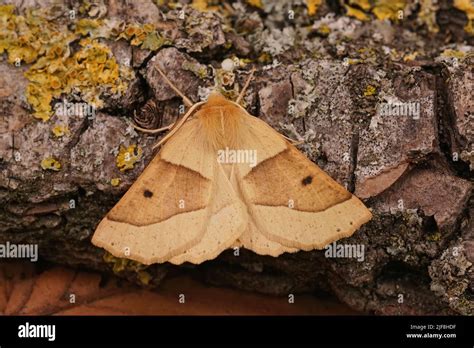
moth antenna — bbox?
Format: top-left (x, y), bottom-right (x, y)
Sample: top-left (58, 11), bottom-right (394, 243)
top-left (132, 122), bottom-right (175, 134)
top-left (281, 134), bottom-right (304, 146)
top-left (236, 68), bottom-right (256, 105)
top-left (154, 65), bottom-right (193, 108)
top-left (153, 101), bottom-right (206, 150)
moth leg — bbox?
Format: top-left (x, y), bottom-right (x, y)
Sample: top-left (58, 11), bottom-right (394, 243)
top-left (131, 100), bottom-right (205, 150)
top-left (154, 65), bottom-right (193, 108)
top-left (153, 101), bottom-right (206, 149)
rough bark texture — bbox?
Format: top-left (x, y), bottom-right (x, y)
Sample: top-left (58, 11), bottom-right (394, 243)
top-left (0, 0), bottom-right (472, 315)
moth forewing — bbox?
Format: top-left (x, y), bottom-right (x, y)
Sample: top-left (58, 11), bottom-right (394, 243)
top-left (237, 142), bottom-right (372, 250)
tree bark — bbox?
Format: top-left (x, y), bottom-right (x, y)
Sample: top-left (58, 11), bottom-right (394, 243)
top-left (0, 0), bottom-right (472, 315)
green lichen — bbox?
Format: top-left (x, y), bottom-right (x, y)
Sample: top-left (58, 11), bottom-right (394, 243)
top-left (118, 23), bottom-right (172, 50)
top-left (137, 270), bottom-right (152, 285)
top-left (103, 251), bottom-right (152, 285)
top-left (452, 296), bottom-right (474, 315)
top-left (182, 61), bottom-right (208, 79)
top-left (426, 231), bottom-right (441, 242)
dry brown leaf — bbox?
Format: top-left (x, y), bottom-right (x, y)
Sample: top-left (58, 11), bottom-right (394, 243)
top-left (0, 261), bottom-right (357, 315)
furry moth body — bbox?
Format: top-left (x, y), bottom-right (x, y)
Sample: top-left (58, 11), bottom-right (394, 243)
top-left (92, 92), bottom-right (372, 265)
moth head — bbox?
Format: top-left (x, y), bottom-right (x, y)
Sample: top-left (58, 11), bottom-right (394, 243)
top-left (149, 67), bottom-right (253, 150)
top-left (203, 91), bottom-right (233, 108)
top-left (193, 92), bottom-right (243, 150)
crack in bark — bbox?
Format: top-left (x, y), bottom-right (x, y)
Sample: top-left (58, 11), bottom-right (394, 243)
top-left (349, 128), bottom-right (360, 193)
top-left (423, 63), bottom-right (471, 179)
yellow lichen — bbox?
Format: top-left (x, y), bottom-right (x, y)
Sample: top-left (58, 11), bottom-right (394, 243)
top-left (364, 85), bottom-right (377, 96)
top-left (0, 5), bottom-right (42, 64)
top-left (345, 0), bottom-right (406, 22)
top-left (441, 49), bottom-right (466, 59)
top-left (426, 231), bottom-right (441, 242)
top-left (246, 0), bottom-right (263, 9)
top-left (388, 47), bottom-right (404, 61)
top-left (51, 124), bottom-right (70, 137)
top-left (257, 52), bottom-right (272, 64)
top-left (0, 4), bottom-right (14, 16)
top-left (191, 0), bottom-right (210, 11)
top-left (41, 157), bottom-right (61, 171)
top-left (348, 0), bottom-right (371, 11)
top-left (316, 24), bottom-right (331, 36)
top-left (0, 7), bottom-right (75, 66)
top-left (347, 58), bottom-right (361, 65)
top-left (307, 0), bottom-right (322, 16)
top-left (189, 0), bottom-right (223, 12)
top-left (0, 5), bottom-right (146, 122)
top-left (110, 177), bottom-right (121, 186)
top-left (418, 0), bottom-right (439, 33)
top-left (118, 23), bottom-right (169, 51)
top-left (403, 52), bottom-right (419, 62)
top-left (357, 47), bottom-right (377, 60)
top-left (372, 0), bottom-right (406, 21)
top-left (454, 0), bottom-right (474, 35)
top-left (345, 5), bottom-right (370, 21)
top-left (24, 38), bottom-right (132, 121)
top-left (75, 18), bottom-right (102, 36)
top-left (116, 145), bottom-right (142, 172)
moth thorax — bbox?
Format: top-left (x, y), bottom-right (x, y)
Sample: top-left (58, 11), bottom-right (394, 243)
top-left (197, 106), bottom-right (241, 150)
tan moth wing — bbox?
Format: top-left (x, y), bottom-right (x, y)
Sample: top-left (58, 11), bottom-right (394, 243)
top-left (92, 118), bottom-right (247, 265)
top-left (168, 163), bottom-right (247, 265)
top-left (234, 112), bottom-right (373, 252)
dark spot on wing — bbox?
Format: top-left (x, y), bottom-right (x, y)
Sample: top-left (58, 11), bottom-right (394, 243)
top-left (302, 175), bottom-right (313, 186)
top-left (143, 189), bottom-right (153, 198)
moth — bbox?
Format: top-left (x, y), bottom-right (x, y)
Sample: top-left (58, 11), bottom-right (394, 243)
top-left (92, 67), bottom-right (372, 265)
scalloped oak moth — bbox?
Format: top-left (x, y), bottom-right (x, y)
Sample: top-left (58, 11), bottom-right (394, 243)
top-left (92, 70), bottom-right (372, 265)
